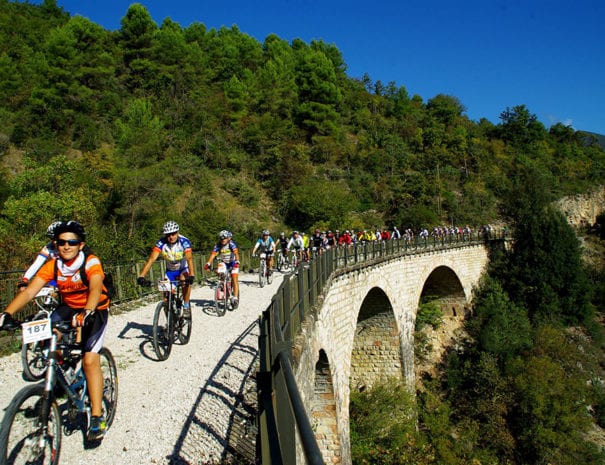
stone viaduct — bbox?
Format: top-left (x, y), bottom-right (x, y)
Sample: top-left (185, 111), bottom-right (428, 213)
top-left (289, 243), bottom-right (491, 465)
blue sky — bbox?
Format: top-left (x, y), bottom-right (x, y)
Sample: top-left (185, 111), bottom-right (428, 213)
top-left (31, 0), bottom-right (605, 134)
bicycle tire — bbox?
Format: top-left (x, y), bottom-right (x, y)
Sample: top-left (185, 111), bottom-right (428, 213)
top-left (0, 383), bottom-right (61, 465)
top-left (259, 260), bottom-right (266, 288)
top-left (21, 340), bottom-right (48, 382)
top-left (224, 280), bottom-right (231, 312)
top-left (267, 266), bottom-right (274, 285)
top-left (98, 347), bottom-right (119, 430)
top-left (176, 312), bottom-right (192, 345)
top-left (214, 282), bottom-right (226, 317)
top-left (152, 301), bottom-right (173, 361)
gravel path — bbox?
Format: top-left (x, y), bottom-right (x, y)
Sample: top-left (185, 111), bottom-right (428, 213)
top-left (0, 271), bottom-right (285, 465)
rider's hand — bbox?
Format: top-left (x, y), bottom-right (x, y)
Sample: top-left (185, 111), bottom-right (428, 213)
top-left (204, 263), bottom-right (211, 271)
top-left (16, 280), bottom-right (28, 290)
top-left (185, 275), bottom-right (195, 285)
top-left (72, 310), bottom-right (93, 328)
top-left (0, 312), bottom-right (18, 331)
top-left (137, 277), bottom-right (150, 287)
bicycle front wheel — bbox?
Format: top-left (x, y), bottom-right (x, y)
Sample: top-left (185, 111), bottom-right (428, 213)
top-left (214, 282), bottom-right (226, 317)
top-left (99, 348), bottom-right (118, 430)
top-left (0, 384), bottom-right (61, 465)
top-left (152, 301), bottom-right (173, 361)
top-left (258, 260), bottom-right (266, 288)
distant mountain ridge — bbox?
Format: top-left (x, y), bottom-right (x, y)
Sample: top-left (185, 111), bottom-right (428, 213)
top-left (584, 131), bottom-right (605, 150)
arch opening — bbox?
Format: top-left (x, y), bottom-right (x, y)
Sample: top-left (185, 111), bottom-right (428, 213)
top-left (420, 265), bottom-right (467, 317)
top-left (350, 287), bottom-right (403, 392)
top-left (312, 350), bottom-right (341, 464)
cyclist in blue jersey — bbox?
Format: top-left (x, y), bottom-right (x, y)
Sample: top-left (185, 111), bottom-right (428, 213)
top-left (252, 230), bottom-right (276, 272)
top-left (204, 230), bottom-right (240, 307)
top-left (137, 221), bottom-right (195, 315)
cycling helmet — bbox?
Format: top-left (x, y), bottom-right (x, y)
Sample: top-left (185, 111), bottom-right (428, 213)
top-left (280, 232), bottom-right (285, 237)
top-left (54, 220), bottom-right (86, 241)
top-left (262, 229), bottom-right (270, 236)
top-left (293, 230), bottom-right (299, 235)
top-left (219, 230), bottom-right (232, 239)
top-left (46, 221), bottom-right (62, 238)
top-left (163, 221), bottom-right (179, 235)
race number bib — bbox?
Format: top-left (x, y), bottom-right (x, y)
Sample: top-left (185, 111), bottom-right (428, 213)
top-left (21, 318), bottom-right (52, 344)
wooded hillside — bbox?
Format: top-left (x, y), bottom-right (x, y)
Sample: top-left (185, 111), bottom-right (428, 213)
top-left (1, 0), bottom-right (604, 269)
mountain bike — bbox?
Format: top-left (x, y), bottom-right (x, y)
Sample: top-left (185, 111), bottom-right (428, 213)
top-left (152, 279), bottom-right (192, 361)
top-left (276, 249), bottom-right (290, 272)
top-left (213, 262), bottom-right (234, 317)
top-left (256, 252), bottom-right (273, 288)
top-left (0, 312), bottom-right (118, 465)
top-left (21, 286), bottom-right (60, 382)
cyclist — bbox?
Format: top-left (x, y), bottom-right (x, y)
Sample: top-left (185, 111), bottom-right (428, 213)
top-left (287, 231), bottom-right (305, 264)
top-left (276, 231), bottom-right (289, 265)
top-left (0, 221), bottom-right (110, 440)
top-left (137, 221), bottom-right (196, 315)
top-left (204, 230), bottom-right (240, 307)
top-left (311, 228), bottom-right (323, 257)
top-left (252, 230), bottom-right (275, 272)
top-left (17, 221), bottom-right (62, 290)
top-left (301, 231), bottom-right (310, 261)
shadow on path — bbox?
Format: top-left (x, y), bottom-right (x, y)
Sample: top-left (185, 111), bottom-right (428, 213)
top-left (168, 320), bottom-right (259, 464)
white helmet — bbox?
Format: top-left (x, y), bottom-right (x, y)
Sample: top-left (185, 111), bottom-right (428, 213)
top-left (219, 230), bottom-right (232, 239)
top-left (47, 221), bottom-right (62, 238)
top-left (163, 221), bottom-right (179, 235)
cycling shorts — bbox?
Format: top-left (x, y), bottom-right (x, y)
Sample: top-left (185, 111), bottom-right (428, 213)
top-left (165, 267), bottom-right (189, 282)
top-left (52, 305), bottom-right (108, 353)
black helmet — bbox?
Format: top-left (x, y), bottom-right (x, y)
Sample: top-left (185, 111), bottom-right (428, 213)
top-left (54, 220), bottom-right (86, 241)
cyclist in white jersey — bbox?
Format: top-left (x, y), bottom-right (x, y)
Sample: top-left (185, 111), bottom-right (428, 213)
top-left (18, 221), bottom-right (62, 290)
top-left (252, 230), bottom-right (276, 272)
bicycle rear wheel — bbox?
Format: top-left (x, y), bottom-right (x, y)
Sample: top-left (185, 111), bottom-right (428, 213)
top-left (0, 384), bottom-right (61, 465)
top-left (21, 340), bottom-right (48, 382)
top-left (152, 301), bottom-right (173, 361)
top-left (267, 265), bottom-right (274, 285)
top-left (176, 312), bottom-right (192, 345)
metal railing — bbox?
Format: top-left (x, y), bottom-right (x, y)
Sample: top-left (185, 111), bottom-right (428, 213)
top-left (258, 232), bottom-right (505, 465)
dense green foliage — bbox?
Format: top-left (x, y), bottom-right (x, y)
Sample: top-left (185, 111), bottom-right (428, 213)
top-left (351, 176), bottom-right (605, 464)
top-left (1, 0), bottom-right (604, 270)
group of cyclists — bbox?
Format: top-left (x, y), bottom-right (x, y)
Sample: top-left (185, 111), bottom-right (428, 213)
top-left (0, 219), bottom-right (241, 442)
top-left (0, 218), bottom-right (485, 445)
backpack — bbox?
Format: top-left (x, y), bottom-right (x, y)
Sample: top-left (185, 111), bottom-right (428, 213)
top-left (54, 250), bottom-right (115, 301)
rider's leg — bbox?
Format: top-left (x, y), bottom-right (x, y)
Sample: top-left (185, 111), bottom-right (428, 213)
top-left (83, 352), bottom-right (103, 417)
top-left (232, 270), bottom-right (239, 299)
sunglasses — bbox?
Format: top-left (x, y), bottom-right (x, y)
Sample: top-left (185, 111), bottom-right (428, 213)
top-left (56, 239), bottom-right (82, 246)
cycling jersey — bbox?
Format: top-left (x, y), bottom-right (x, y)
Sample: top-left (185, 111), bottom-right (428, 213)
top-left (277, 237), bottom-right (288, 251)
top-left (153, 235), bottom-right (193, 271)
top-left (212, 239), bottom-right (239, 263)
top-left (287, 236), bottom-right (304, 250)
top-left (37, 252), bottom-right (109, 311)
top-left (22, 242), bottom-right (59, 282)
top-left (255, 237), bottom-right (275, 253)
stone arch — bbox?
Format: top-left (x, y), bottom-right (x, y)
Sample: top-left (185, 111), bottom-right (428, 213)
top-left (311, 350), bottom-right (341, 464)
top-left (420, 265), bottom-right (467, 317)
top-left (350, 287), bottom-right (403, 392)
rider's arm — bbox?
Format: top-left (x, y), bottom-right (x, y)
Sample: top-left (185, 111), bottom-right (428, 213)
top-left (139, 249), bottom-right (161, 278)
top-left (84, 273), bottom-right (103, 311)
top-left (4, 275), bottom-right (47, 316)
top-left (205, 251), bottom-right (217, 268)
top-left (185, 249), bottom-right (195, 277)
top-left (22, 246), bottom-right (51, 282)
